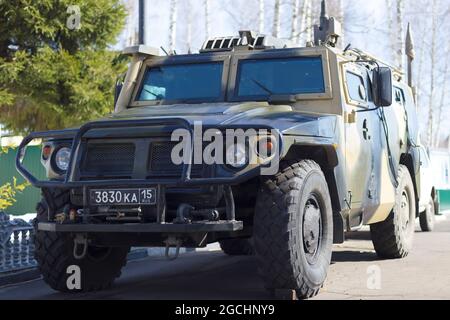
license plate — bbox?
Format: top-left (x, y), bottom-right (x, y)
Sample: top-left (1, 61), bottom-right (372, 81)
top-left (90, 188), bottom-right (157, 206)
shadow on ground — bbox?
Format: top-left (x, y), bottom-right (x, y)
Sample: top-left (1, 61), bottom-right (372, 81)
top-left (331, 250), bottom-right (378, 262)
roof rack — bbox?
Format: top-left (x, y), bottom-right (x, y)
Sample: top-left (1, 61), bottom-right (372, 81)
top-left (346, 48), bottom-right (403, 76)
top-left (200, 30), bottom-right (294, 53)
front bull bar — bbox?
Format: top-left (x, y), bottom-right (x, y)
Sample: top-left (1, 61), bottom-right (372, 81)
top-left (15, 118), bottom-right (280, 235)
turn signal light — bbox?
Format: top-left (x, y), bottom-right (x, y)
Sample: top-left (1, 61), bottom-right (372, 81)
top-left (257, 138), bottom-right (275, 159)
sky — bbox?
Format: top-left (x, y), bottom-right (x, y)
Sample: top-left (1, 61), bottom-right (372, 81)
top-left (116, 0), bottom-right (386, 60)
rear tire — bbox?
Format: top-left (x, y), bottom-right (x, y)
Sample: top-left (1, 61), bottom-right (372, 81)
top-left (34, 189), bottom-right (130, 292)
top-left (419, 198), bottom-right (435, 232)
top-left (219, 238), bottom-right (254, 256)
top-left (434, 196), bottom-right (440, 215)
top-left (370, 165), bottom-right (416, 258)
top-left (254, 160), bottom-right (333, 300)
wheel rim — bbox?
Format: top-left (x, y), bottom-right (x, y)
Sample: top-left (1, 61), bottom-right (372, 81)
top-left (400, 191), bottom-right (410, 233)
top-left (302, 194), bottom-right (322, 265)
top-left (427, 200), bottom-right (435, 225)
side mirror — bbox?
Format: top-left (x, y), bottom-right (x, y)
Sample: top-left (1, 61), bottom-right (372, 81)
top-left (372, 67), bottom-right (392, 107)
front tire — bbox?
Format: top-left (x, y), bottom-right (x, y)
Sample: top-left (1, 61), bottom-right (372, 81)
top-left (254, 160), bottom-right (333, 299)
top-left (370, 165), bottom-right (416, 258)
top-left (219, 238), bottom-right (254, 256)
top-left (34, 189), bottom-right (130, 292)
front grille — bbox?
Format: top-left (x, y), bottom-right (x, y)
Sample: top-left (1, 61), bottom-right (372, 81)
top-left (83, 143), bottom-right (135, 175)
top-left (80, 139), bottom-right (207, 180)
top-left (149, 142), bottom-right (204, 177)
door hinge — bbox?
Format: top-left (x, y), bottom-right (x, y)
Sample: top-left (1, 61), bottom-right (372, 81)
top-left (345, 110), bottom-right (357, 124)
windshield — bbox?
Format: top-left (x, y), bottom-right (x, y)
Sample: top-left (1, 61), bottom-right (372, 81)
top-left (137, 62), bottom-right (223, 102)
top-left (236, 56), bottom-right (325, 98)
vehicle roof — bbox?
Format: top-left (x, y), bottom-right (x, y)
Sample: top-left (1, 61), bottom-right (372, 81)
top-left (123, 43), bottom-right (408, 88)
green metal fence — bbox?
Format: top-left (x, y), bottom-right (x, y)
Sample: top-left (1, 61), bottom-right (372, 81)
top-left (438, 189), bottom-right (450, 211)
top-left (0, 146), bottom-right (45, 216)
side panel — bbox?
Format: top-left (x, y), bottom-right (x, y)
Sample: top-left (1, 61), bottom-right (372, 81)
top-left (342, 63), bottom-right (396, 226)
top-left (363, 85), bottom-right (411, 224)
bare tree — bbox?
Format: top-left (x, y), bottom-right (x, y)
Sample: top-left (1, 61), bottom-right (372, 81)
top-left (433, 44), bottom-right (449, 147)
top-left (123, 0), bottom-right (138, 46)
top-left (306, 0), bottom-right (313, 43)
top-left (337, 0), bottom-right (345, 47)
top-left (168, 0), bottom-right (178, 52)
top-left (291, 0), bottom-right (301, 42)
top-left (221, 0), bottom-right (260, 33)
top-left (272, 0), bottom-right (281, 37)
top-left (259, 0), bottom-right (265, 33)
top-left (298, 0), bottom-right (310, 45)
top-left (186, 0), bottom-right (193, 53)
top-left (384, 0), bottom-right (396, 63)
top-left (204, 0), bottom-right (210, 39)
top-left (426, 0), bottom-right (438, 146)
top-left (396, 0), bottom-right (405, 70)
top-left (415, 36), bottom-right (426, 111)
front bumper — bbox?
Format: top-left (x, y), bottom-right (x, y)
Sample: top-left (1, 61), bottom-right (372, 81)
top-left (38, 220), bottom-right (243, 233)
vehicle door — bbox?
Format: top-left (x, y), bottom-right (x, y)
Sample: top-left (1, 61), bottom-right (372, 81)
top-left (343, 64), bottom-right (381, 227)
top-left (419, 146), bottom-right (432, 209)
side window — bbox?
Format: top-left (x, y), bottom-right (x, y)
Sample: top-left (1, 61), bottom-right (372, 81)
top-left (346, 71), bottom-right (367, 103)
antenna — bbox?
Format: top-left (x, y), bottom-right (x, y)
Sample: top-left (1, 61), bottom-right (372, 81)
top-left (320, 0), bottom-right (329, 26)
top-left (313, 0), bottom-right (342, 47)
top-left (405, 23), bottom-right (415, 88)
top-left (138, 0), bottom-right (145, 45)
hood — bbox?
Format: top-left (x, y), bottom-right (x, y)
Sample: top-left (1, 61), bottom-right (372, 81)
top-left (100, 102), bottom-right (336, 138)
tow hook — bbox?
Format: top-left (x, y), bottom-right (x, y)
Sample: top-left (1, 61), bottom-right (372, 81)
top-left (73, 234), bottom-right (88, 260)
top-left (164, 236), bottom-right (182, 261)
top-left (174, 203), bottom-right (194, 224)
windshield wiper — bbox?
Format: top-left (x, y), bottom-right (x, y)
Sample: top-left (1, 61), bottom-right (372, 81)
top-left (251, 78), bottom-right (274, 96)
top-left (250, 79), bottom-right (296, 103)
top-left (143, 88), bottom-right (164, 100)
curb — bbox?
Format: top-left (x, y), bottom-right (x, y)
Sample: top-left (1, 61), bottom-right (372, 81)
top-left (0, 268), bottom-right (42, 287)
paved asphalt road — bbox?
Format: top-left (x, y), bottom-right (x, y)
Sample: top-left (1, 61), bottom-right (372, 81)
top-left (1, 213), bottom-right (449, 300)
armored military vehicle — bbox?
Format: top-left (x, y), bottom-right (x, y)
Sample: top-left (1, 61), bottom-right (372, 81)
top-left (17, 1), bottom-right (420, 299)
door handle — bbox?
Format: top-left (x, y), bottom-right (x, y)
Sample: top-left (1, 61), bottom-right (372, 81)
top-left (362, 119), bottom-right (371, 140)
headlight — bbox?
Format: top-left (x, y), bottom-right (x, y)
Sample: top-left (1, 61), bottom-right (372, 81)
top-left (54, 147), bottom-right (71, 172)
top-left (225, 143), bottom-right (247, 168)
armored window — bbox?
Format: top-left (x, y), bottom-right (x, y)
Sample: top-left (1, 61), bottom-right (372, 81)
top-left (137, 62), bottom-right (224, 102)
top-left (346, 71), bottom-right (367, 103)
top-left (236, 57), bottom-right (325, 98)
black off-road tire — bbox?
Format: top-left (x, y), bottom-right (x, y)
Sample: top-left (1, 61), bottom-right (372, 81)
top-left (219, 238), bottom-right (254, 256)
top-left (370, 165), bottom-right (416, 258)
top-left (434, 197), bottom-right (440, 216)
top-left (254, 160), bottom-right (333, 300)
top-left (419, 198), bottom-right (435, 232)
top-left (34, 189), bottom-right (130, 292)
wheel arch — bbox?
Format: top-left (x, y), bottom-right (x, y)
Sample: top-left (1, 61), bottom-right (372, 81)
top-left (400, 152), bottom-right (420, 218)
top-left (283, 144), bottom-right (344, 243)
